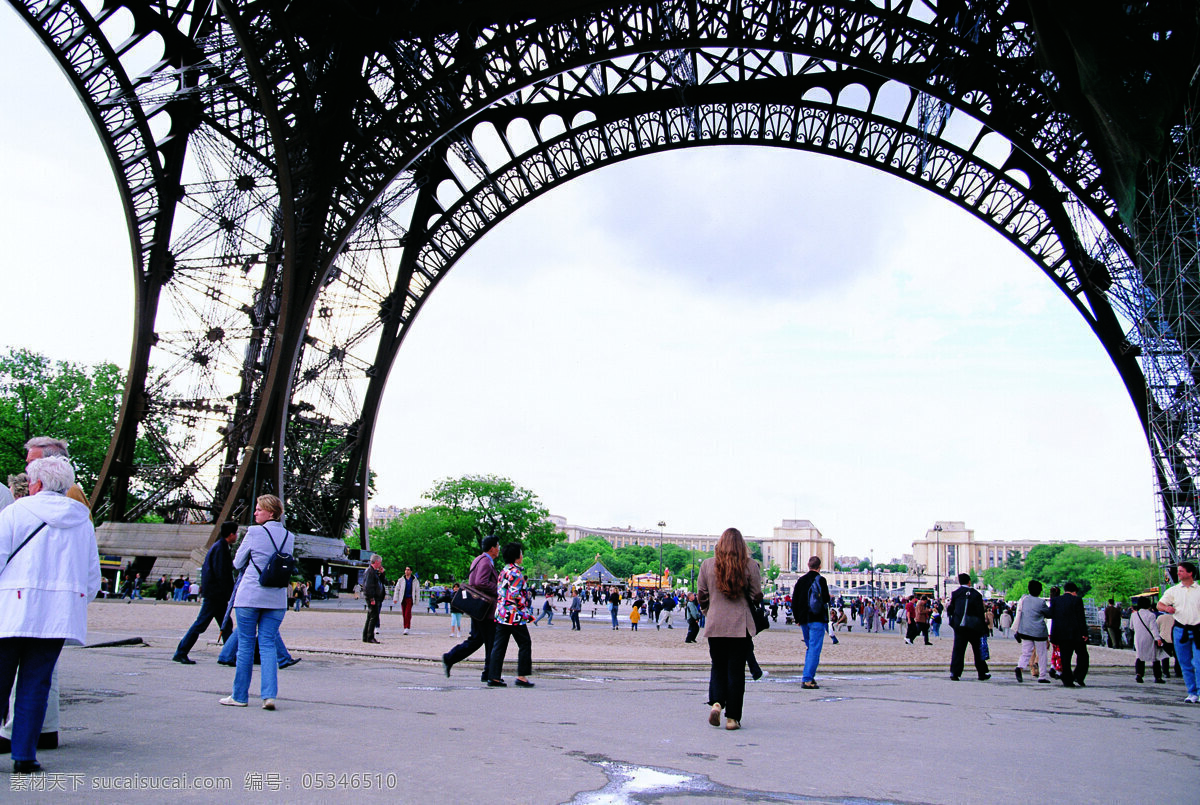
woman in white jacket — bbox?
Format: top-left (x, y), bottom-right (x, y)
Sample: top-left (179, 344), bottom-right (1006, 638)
top-left (0, 456), bottom-right (100, 774)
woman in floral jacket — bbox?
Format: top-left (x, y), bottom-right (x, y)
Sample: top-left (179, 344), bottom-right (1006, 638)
top-left (487, 542), bottom-right (535, 688)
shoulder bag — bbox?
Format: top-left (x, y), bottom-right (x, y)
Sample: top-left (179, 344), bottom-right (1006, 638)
top-left (747, 591), bottom-right (769, 632)
top-left (0, 521), bottom-right (47, 578)
top-left (957, 594), bottom-right (985, 633)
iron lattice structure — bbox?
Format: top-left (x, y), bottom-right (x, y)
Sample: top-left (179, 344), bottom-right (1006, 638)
top-left (6, 1), bottom-right (1198, 557)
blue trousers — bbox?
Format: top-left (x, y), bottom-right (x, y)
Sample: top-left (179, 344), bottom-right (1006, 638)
top-left (0, 638), bottom-right (64, 762)
top-left (219, 617), bottom-right (293, 665)
top-left (174, 596), bottom-right (228, 660)
top-left (232, 608), bottom-right (285, 703)
top-left (801, 621), bottom-right (826, 682)
top-left (1174, 625), bottom-right (1198, 697)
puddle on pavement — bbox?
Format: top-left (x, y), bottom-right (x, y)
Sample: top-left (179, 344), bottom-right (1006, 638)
top-left (566, 761), bottom-right (905, 804)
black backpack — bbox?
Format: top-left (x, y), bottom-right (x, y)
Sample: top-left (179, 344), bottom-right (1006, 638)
top-left (807, 575), bottom-right (824, 616)
top-left (251, 527), bottom-right (296, 588)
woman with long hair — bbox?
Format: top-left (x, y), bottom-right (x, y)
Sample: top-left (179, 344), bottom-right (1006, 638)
top-left (696, 527), bottom-right (762, 730)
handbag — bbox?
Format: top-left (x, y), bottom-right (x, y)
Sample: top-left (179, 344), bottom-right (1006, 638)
top-left (451, 584), bottom-right (496, 621)
top-left (748, 593), bottom-right (769, 632)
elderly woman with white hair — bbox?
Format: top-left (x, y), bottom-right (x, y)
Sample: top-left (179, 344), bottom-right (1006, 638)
top-left (0, 455), bottom-right (100, 774)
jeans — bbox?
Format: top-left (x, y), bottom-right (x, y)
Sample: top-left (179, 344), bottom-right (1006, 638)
top-left (218, 623), bottom-right (293, 665)
top-left (174, 596), bottom-right (228, 660)
top-left (707, 636), bottom-right (751, 721)
top-left (0, 638), bottom-right (64, 762)
top-left (490, 623), bottom-right (532, 679)
top-left (444, 616), bottom-right (496, 681)
top-left (610, 605), bottom-right (619, 628)
top-left (534, 608), bottom-right (553, 626)
top-left (931, 620), bottom-right (941, 637)
top-left (801, 621), bottom-right (826, 682)
top-left (1173, 626), bottom-right (1197, 696)
top-left (232, 608), bottom-right (285, 702)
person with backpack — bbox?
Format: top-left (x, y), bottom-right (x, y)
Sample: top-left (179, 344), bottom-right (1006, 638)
top-left (220, 494), bottom-right (293, 711)
top-left (791, 555), bottom-right (830, 690)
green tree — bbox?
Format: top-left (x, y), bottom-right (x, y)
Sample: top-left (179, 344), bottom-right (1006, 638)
top-left (426, 474), bottom-right (563, 555)
top-left (1022, 544), bottom-right (1068, 581)
top-left (0, 347), bottom-right (165, 498)
top-left (368, 507), bottom-right (473, 583)
top-left (982, 565), bottom-right (1024, 594)
top-left (1042, 546), bottom-right (1107, 595)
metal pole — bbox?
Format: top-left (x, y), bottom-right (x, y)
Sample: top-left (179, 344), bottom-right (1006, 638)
top-left (657, 520), bottom-right (666, 584)
top-left (934, 524), bottom-right (943, 598)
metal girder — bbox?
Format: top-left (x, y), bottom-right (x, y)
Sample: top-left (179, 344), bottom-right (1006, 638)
top-left (7, 1), bottom-right (1196, 559)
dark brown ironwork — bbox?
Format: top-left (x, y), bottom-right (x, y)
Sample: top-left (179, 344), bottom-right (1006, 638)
top-left (6, 2), bottom-right (1197, 562)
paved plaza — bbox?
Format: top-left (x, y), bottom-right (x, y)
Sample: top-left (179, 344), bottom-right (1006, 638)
top-left (6, 600), bottom-right (1197, 803)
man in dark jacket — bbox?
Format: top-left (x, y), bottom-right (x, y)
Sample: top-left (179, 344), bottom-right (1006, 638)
top-left (173, 522), bottom-right (238, 664)
top-left (1050, 581), bottom-right (1090, 687)
top-left (792, 555), bottom-right (830, 689)
top-left (948, 573), bottom-right (991, 681)
top-left (442, 536), bottom-right (501, 681)
top-left (362, 555), bottom-right (386, 644)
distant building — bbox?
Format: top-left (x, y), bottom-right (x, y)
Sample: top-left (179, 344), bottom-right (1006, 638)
top-left (368, 505), bottom-right (408, 530)
top-left (912, 520), bottom-right (1164, 591)
top-left (549, 515), bottom-right (722, 553)
top-left (545, 514), bottom-right (1161, 596)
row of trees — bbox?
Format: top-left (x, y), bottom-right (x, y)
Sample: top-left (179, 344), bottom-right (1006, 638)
top-left (0, 347), bottom-right (140, 495)
top-left (981, 544), bottom-right (1161, 602)
top-left (360, 475), bottom-right (564, 583)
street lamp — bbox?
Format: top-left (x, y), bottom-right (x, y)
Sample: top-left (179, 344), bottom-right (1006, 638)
top-left (657, 521), bottom-right (666, 586)
top-left (933, 524), bottom-right (943, 599)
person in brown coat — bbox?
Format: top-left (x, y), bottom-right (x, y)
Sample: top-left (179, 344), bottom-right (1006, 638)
top-left (697, 527), bottom-right (762, 731)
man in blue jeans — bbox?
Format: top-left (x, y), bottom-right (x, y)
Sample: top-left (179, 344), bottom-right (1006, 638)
top-left (791, 555), bottom-right (830, 690)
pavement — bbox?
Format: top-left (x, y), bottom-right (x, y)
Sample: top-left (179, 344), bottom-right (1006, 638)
top-left (5, 600), bottom-right (1197, 804)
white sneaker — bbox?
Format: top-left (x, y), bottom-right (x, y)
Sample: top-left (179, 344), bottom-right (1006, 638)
top-left (262, 699), bottom-right (275, 710)
top-left (403, 628), bottom-right (409, 635)
top-left (219, 696), bottom-right (247, 707)
top-left (1185, 694), bottom-right (1199, 703)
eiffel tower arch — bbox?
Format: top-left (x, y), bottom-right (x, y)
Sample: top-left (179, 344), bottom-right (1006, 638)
top-left (6, 2), bottom-right (1197, 563)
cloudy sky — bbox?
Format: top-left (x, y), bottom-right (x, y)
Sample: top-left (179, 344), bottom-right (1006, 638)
top-left (0, 9), bottom-right (1157, 560)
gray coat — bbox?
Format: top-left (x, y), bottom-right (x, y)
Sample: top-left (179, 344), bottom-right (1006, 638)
top-left (231, 519), bottom-right (292, 610)
top-left (697, 557), bottom-right (762, 639)
top-left (1014, 593), bottom-right (1050, 639)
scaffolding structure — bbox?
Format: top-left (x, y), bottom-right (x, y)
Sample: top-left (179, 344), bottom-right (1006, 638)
top-left (1135, 84), bottom-right (1200, 568)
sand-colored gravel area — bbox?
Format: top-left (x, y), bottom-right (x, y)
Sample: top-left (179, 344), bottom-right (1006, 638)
top-left (86, 598), bottom-right (1133, 674)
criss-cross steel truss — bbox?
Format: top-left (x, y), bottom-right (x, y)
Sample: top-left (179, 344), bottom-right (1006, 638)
top-left (7, 1), bottom-right (1198, 564)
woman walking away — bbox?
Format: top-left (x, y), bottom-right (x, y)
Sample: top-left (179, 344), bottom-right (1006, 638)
top-left (1130, 595), bottom-right (1166, 683)
top-left (488, 543), bottom-right (535, 688)
top-left (697, 527), bottom-right (763, 731)
top-left (221, 494), bottom-right (292, 711)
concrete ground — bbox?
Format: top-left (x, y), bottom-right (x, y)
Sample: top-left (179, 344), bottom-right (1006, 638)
top-left (5, 600), bottom-right (1196, 804)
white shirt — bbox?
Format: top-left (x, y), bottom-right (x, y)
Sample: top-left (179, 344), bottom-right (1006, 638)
top-left (1160, 582), bottom-right (1200, 627)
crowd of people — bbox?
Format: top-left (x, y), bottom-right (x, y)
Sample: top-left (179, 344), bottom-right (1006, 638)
top-left (3, 435), bottom-right (1198, 778)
